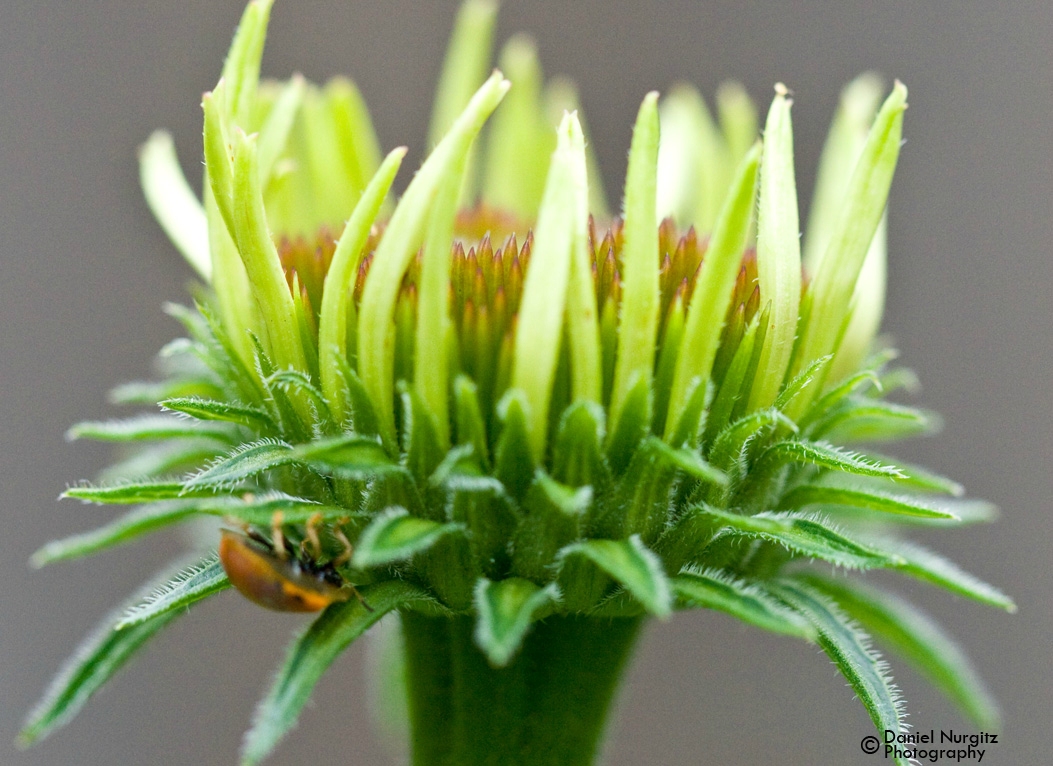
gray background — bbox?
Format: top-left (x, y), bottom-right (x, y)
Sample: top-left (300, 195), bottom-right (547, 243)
top-left (2, 1), bottom-right (1050, 764)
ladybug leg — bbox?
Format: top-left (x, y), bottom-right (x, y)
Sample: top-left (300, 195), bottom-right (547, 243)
top-left (332, 526), bottom-right (353, 567)
top-left (225, 516), bottom-right (251, 535)
top-left (270, 510), bottom-right (287, 560)
top-left (302, 512), bottom-right (324, 559)
top-left (330, 521), bottom-right (373, 612)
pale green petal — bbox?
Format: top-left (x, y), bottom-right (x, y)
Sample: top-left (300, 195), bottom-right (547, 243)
top-left (829, 213), bottom-right (887, 383)
top-left (787, 82), bottom-right (907, 416)
top-left (545, 77), bottom-right (609, 219)
top-left (358, 73), bottom-right (509, 448)
top-left (318, 148), bottom-right (407, 424)
top-left (230, 130), bottom-right (308, 373)
top-left (716, 81), bottom-right (759, 169)
top-left (139, 131), bottom-right (210, 281)
top-left (610, 93), bottom-right (661, 431)
top-left (664, 143), bottom-right (760, 440)
top-left (483, 35), bottom-right (552, 218)
top-left (656, 85), bottom-right (730, 230)
top-left (748, 85), bottom-right (801, 412)
top-left (512, 114), bottom-right (589, 459)
top-left (804, 73), bottom-right (884, 274)
top-left (428, 0), bottom-right (498, 148)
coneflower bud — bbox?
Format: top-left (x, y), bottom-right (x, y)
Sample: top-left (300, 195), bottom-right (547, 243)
top-left (24, 2), bottom-right (1012, 765)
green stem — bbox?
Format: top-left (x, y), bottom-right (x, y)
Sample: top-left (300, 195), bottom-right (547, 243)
top-left (401, 612), bottom-right (642, 766)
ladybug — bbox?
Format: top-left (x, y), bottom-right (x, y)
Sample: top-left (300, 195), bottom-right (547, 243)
top-left (218, 512), bottom-right (354, 613)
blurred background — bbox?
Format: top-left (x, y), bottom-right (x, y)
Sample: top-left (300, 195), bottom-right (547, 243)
top-left (2, 1), bottom-right (1049, 763)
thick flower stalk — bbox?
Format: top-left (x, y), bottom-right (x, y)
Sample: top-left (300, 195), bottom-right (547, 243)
top-left (24, 2), bottom-right (1013, 765)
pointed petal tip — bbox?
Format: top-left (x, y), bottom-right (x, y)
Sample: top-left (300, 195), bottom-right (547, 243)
top-left (138, 129), bottom-right (172, 159)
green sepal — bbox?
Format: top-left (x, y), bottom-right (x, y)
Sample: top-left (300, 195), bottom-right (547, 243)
top-left (18, 557), bottom-right (225, 747)
top-left (863, 452), bottom-right (964, 496)
top-left (67, 415), bottom-right (235, 444)
top-left (240, 581), bottom-right (439, 766)
top-left (62, 481), bottom-right (217, 505)
top-left (550, 400), bottom-right (609, 489)
top-left (31, 504), bottom-right (205, 566)
top-left (473, 577), bottom-right (561, 667)
top-left (586, 589), bottom-right (648, 618)
top-left (810, 398), bottom-right (940, 444)
top-left (432, 448), bottom-right (516, 578)
top-left (803, 574), bottom-right (1000, 728)
top-left (36, 495), bottom-right (357, 566)
top-left (192, 493), bottom-right (360, 526)
top-left (454, 375), bottom-right (491, 470)
top-left (115, 556), bottom-right (229, 630)
top-left (160, 396), bottom-right (277, 432)
top-left (751, 439), bottom-right (904, 483)
top-left (265, 369), bottom-right (334, 434)
top-left (427, 444), bottom-right (500, 494)
top-left (249, 334), bottom-right (309, 443)
top-left (109, 378), bottom-right (222, 407)
top-left (652, 292), bottom-right (686, 437)
top-left (779, 483), bottom-right (961, 521)
top-left (707, 407), bottom-right (797, 476)
top-left (877, 540), bottom-right (1016, 611)
top-left (699, 508), bottom-right (891, 569)
top-left (352, 507), bottom-right (464, 569)
top-left (673, 567), bottom-right (815, 640)
top-left (185, 302), bottom-right (267, 406)
top-left (606, 439), bottom-right (677, 543)
top-left (873, 364), bottom-right (921, 397)
top-left (558, 535), bottom-right (672, 618)
top-left (768, 580), bottom-right (909, 765)
top-left (400, 382), bottom-right (445, 486)
top-left (291, 434), bottom-right (398, 478)
top-left (668, 377), bottom-right (712, 449)
top-left (512, 472), bottom-right (589, 583)
top-left (607, 436), bottom-right (726, 543)
top-left (704, 306), bottom-right (762, 442)
top-left (653, 504), bottom-right (726, 573)
top-left (494, 390), bottom-right (536, 502)
top-left (774, 354), bottom-right (833, 412)
top-left (97, 440), bottom-right (225, 484)
top-left (416, 532), bottom-right (478, 612)
top-left (605, 373), bottom-right (651, 475)
top-left (332, 354), bottom-right (381, 440)
top-left (800, 366), bottom-right (884, 428)
top-left (183, 439), bottom-right (295, 491)
top-left (643, 437), bottom-right (726, 486)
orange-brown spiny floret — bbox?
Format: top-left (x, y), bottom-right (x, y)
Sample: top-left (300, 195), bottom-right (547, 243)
top-left (279, 212), bottom-right (764, 423)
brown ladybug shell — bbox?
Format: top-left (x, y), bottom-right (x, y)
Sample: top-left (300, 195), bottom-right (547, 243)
top-left (218, 529), bottom-right (349, 612)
